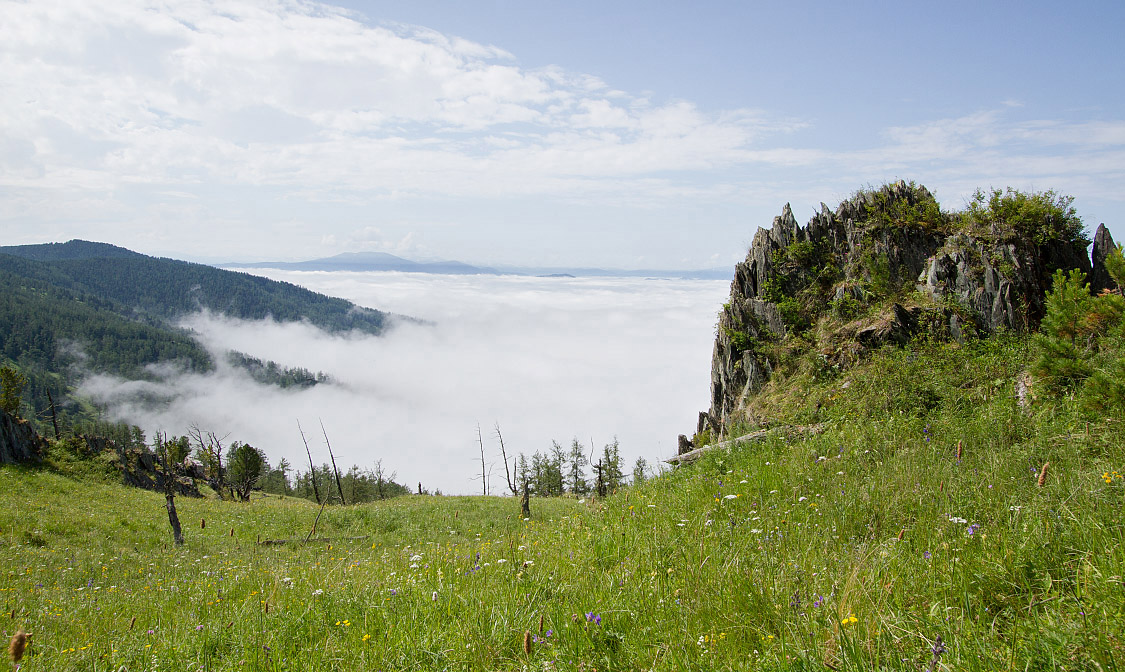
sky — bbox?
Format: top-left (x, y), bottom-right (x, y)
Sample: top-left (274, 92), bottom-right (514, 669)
top-left (2, 0), bottom-right (1123, 269)
top-left (78, 271), bottom-right (730, 494)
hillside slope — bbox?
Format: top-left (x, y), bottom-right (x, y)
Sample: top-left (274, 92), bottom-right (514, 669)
top-left (1, 333), bottom-right (1123, 670)
top-left (0, 240), bottom-right (397, 427)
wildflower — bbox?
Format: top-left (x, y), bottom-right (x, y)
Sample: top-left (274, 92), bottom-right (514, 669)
top-left (195, 625), bottom-right (204, 631)
top-left (967, 523), bottom-right (980, 536)
top-left (927, 635), bottom-right (946, 671)
top-left (362, 634), bottom-right (371, 643)
top-left (923, 551), bottom-right (932, 560)
top-left (312, 589), bottom-right (324, 597)
top-left (948, 516), bottom-right (967, 524)
top-left (532, 630), bottom-right (554, 643)
top-left (840, 614), bottom-right (858, 626)
top-left (723, 494), bottom-right (738, 500)
top-left (585, 612), bottom-right (601, 625)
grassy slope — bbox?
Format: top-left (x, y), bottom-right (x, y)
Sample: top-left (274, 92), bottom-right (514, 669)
top-left (2, 335), bottom-right (1124, 671)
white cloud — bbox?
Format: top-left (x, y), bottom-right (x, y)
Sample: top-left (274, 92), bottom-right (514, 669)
top-left (78, 272), bottom-right (730, 494)
top-left (0, 0), bottom-right (791, 202)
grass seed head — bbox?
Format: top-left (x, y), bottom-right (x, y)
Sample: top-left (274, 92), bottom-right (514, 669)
top-left (8, 629), bottom-right (30, 663)
top-left (522, 630), bottom-right (532, 656)
top-left (1038, 462), bottom-right (1050, 487)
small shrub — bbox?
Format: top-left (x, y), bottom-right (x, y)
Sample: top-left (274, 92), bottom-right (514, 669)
top-left (965, 187), bottom-right (1087, 246)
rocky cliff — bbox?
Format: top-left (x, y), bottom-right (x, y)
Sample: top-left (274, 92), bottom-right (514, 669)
top-left (0, 409), bottom-right (46, 464)
top-left (695, 181), bottom-right (1117, 443)
top-left (0, 410), bottom-right (200, 495)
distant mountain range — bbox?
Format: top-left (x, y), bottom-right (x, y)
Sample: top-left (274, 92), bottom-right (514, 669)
top-left (225, 251), bottom-right (730, 280)
top-left (228, 251), bottom-right (501, 275)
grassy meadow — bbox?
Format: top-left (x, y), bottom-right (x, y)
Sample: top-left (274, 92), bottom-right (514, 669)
top-left (3, 335), bottom-right (1125, 670)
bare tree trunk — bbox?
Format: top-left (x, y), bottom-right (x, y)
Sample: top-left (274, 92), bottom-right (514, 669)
top-left (320, 420), bottom-right (346, 506)
top-left (305, 498), bottom-right (328, 543)
top-left (157, 432), bottom-right (184, 546)
top-left (477, 424), bottom-right (488, 496)
top-left (297, 420), bottom-right (321, 505)
top-left (495, 423), bottom-right (518, 496)
top-left (520, 479), bottom-right (531, 519)
top-left (46, 389), bottom-right (60, 440)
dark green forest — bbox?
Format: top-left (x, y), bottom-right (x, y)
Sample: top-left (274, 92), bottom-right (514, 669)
top-left (0, 240), bottom-right (392, 429)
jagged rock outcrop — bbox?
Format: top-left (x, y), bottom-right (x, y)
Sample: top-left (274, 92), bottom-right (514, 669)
top-left (0, 409), bottom-right (46, 464)
top-left (1090, 224), bottom-right (1119, 293)
top-left (83, 435), bottom-right (202, 497)
top-left (0, 415), bottom-right (200, 496)
top-left (700, 181), bottom-right (1098, 437)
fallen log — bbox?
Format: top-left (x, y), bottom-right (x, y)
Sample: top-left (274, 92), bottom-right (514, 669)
top-left (665, 423), bottom-right (826, 465)
top-left (257, 535), bottom-right (371, 547)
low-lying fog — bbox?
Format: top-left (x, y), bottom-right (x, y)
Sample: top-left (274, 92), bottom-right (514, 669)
top-left (81, 271), bottom-right (730, 495)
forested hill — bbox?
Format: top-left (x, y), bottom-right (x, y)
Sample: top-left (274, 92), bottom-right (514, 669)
top-left (0, 240), bottom-right (396, 430)
top-left (0, 240), bottom-right (389, 333)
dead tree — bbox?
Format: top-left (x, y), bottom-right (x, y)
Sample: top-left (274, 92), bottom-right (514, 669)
top-left (476, 424), bottom-right (488, 496)
top-left (156, 432), bottom-right (184, 546)
top-left (320, 420), bottom-right (346, 506)
top-left (520, 479), bottom-right (531, 519)
top-left (495, 423), bottom-right (518, 496)
top-left (46, 389), bottom-right (60, 440)
top-left (297, 420), bottom-right (321, 505)
top-left (189, 425), bottom-right (230, 500)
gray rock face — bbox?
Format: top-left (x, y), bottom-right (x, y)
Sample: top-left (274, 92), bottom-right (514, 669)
top-left (0, 409), bottom-right (45, 464)
top-left (914, 235), bottom-right (1073, 332)
top-left (701, 181), bottom-right (1098, 437)
top-left (1090, 224), bottom-right (1118, 293)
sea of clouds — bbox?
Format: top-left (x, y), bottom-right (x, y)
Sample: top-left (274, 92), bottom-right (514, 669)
top-left (80, 271), bottom-right (730, 495)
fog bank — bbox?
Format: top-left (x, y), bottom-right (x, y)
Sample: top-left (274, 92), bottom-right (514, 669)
top-left (81, 271), bottom-right (729, 494)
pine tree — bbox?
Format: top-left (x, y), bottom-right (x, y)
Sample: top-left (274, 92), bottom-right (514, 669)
top-left (1033, 269), bottom-right (1096, 392)
top-left (567, 438), bottom-right (588, 495)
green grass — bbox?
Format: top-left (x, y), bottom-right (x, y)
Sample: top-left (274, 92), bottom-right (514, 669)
top-left (3, 335), bottom-right (1125, 670)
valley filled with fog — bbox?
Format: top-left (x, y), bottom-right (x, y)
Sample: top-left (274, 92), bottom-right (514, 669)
top-left (81, 271), bottom-right (730, 495)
